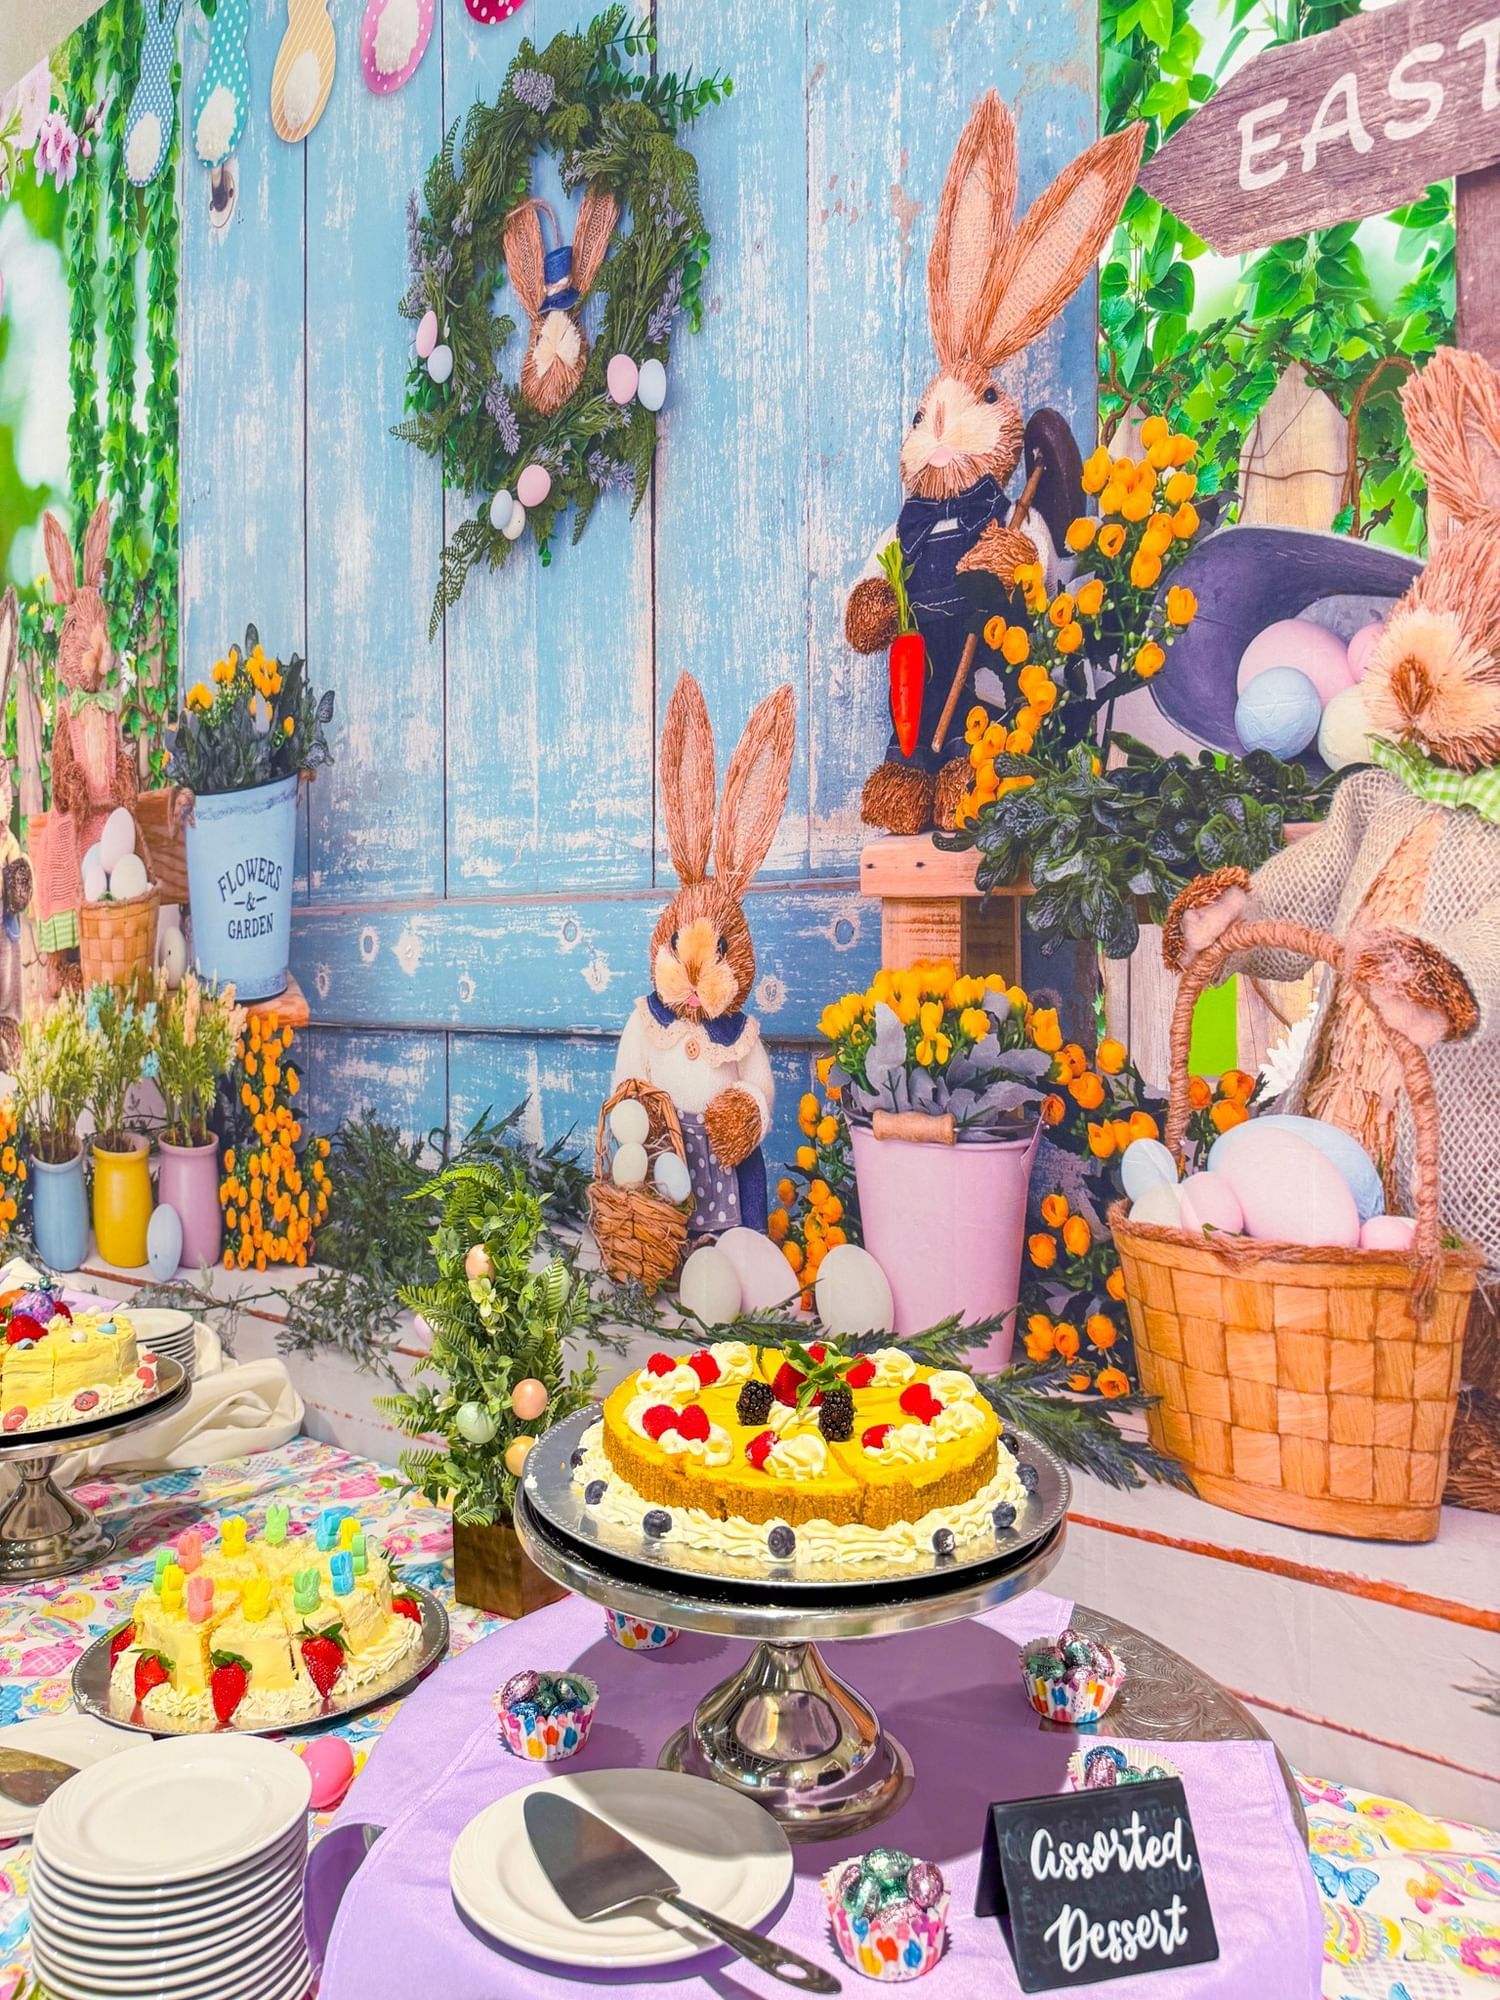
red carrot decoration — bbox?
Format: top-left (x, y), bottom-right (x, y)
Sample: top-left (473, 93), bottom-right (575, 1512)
top-left (878, 542), bottom-right (925, 759)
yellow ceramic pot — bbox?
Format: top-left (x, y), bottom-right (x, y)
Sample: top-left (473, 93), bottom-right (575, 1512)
top-left (91, 1136), bottom-right (153, 1268)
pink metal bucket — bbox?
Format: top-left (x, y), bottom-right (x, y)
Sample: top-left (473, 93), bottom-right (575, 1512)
top-left (850, 1116), bottom-right (1041, 1369)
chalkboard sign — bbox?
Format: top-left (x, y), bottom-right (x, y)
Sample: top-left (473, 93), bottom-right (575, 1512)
top-left (974, 1778), bottom-right (1219, 1992)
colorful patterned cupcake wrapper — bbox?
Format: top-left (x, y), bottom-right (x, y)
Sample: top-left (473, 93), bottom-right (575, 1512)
top-left (605, 1610), bottom-right (678, 1651)
top-left (822, 1873), bottom-right (948, 1982)
top-left (1025, 1666), bottom-right (1125, 1727)
top-left (496, 1685), bottom-right (598, 1761)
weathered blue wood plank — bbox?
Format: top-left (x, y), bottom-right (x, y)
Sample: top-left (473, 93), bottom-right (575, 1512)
top-left (297, 1027), bottom-right (449, 1141)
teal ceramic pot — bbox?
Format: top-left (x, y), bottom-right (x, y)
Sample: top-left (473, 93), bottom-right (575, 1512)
top-left (31, 1146), bottom-right (89, 1271)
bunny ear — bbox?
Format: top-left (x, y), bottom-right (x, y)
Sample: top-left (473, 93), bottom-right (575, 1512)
top-left (714, 683), bottom-right (796, 898)
top-left (41, 510), bottom-right (77, 606)
top-left (82, 498), bottom-right (111, 589)
top-left (929, 91), bottom-right (1017, 372)
top-left (972, 122), bottom-right (1145, 367)
top-left (570, 187), bottom-right (618, 299)
top-left (660, 674), bottom-right (716, 888)
top-left (1401, 347), bottom-right (1500, 524)
top-left (0, 589), bottom-right (16, 713)
top-left (502, 201), bottom-right (546, 319)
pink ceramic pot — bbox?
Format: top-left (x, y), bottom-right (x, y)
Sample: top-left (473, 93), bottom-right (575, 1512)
top-left (156, 1135), bottom-right (223, 1271)
top-left (849, 1118), bottom-right (1041, 1369)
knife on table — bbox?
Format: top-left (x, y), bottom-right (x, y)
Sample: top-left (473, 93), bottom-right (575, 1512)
top-left (523, 1790), bottom-right (840, 1992)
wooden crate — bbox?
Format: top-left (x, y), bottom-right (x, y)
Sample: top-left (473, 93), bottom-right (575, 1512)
top-left (859, 836), bottom-right (1032, 980)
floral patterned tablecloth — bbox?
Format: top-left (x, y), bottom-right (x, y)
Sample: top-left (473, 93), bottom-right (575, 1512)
top-left (0, 1440), bottom-right (1495, 1999)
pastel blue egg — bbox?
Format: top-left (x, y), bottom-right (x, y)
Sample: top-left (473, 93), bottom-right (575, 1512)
top-left (637, 358), bottom-right (667, 412)
top-left (1234, 667), bottom-right (1322, 759)
top-left (1120, 1137), bottom-right (1177, 1203)
top-left (146, 1203), bottom-right (184, 1282)
top-left (1210, 1114), bottom-right (1384, 1222)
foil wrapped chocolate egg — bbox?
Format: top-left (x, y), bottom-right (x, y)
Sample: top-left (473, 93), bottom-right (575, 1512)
top-left (500, 1669), bottom-right (540, 1709)
top-left (865, 1847), bottom-right (914, 1891)
top-left (906, 1859), bottom-right (944, 1909)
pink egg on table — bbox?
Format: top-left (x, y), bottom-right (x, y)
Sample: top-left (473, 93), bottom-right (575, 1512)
top-left (1346, 621), bottom-right (1384, 683)
top-left (1178, 1172), bottom-right (1244, 1239)
top-left (516, 463), bottom-right (552, 509)
top-left (1360, 1214), bottom-right (1417, 1252)
top-left (606, 353), bottom-right (639, 405)
top-left (414, 308), bottom-right (439, 359)
top-left (1214, 1126), bottom-right (1360, 1249)
top-left (302, 1735), bottom-right (355, 1810)
top-left (1236, 618), bottom-right (1354, 703)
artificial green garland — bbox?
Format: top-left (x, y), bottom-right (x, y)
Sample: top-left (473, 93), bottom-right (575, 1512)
top-left (395, 8), bottom-right (729, 635)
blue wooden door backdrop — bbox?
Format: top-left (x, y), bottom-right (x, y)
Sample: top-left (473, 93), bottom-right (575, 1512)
top-left (180, 0), bottom-right (1097, 1160)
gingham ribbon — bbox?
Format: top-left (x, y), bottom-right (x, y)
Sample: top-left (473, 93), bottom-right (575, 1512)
top-left (1369, 736), bottom-right (1500, 825)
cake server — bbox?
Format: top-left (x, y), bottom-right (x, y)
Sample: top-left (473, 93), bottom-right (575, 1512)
top-left (524, 1790), bottom-right (840, 1991)
top-left (0, 1749), bottom-right (77, 1806)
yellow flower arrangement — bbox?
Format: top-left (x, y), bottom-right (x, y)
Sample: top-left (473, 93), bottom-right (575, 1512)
top-left (219, 1014), bottom-right (329, 1272)
top-left (0, 1102), bottom-right (25, 1240)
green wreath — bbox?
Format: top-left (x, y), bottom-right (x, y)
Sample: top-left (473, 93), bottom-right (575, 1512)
top-left (396, 8), bottom-right (729, 635)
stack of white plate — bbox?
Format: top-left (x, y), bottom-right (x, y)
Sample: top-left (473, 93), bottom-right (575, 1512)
top-left (130, 1308), bottom-right (198, 1383)
top-left (29, 1735), bottom-right (312, 2000)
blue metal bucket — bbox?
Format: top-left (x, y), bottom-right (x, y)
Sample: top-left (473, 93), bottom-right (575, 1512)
top-left (184, 774), bottom-right (298, 1001)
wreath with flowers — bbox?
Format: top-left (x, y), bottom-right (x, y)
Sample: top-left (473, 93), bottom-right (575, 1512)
top-left (395, 8), bottom-right (729, 633)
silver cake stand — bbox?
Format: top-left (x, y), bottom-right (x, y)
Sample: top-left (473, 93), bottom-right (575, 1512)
top-left (0, 1358), bottom-right (189, 1583)
top-left (515, 1404), bottom-right (1071, 1842)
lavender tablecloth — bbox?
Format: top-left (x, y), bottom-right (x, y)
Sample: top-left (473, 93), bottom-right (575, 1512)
top-left (308, 1588), bottom-right (1321, 2000)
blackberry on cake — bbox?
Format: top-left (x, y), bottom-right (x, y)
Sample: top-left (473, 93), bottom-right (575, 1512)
top-left (817, 1385), bottom-right (854, 1442)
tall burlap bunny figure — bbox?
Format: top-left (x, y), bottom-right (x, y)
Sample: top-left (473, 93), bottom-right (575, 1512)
top-left (612, 674), bottom-right (796, 1237)
top-left (845, 92), bottom-right (1144, 834)
top-left (1163, 346), bottom-right (1500, 1467)
top-left (0, 591), bottom-right (34, 1069)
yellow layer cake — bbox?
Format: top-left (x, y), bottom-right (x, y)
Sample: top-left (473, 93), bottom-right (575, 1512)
top-left (1, 1301), bottom-right (149, 1431)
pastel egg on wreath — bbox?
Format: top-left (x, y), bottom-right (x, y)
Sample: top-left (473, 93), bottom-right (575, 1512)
top-left (608, 1097), bottom-right (650, 1148)
top-left (516, 463), bottom-right (552, 509)
top-left (160, 925), bottom-right (188, 989)
top-left (1234, 667), bottom-right (1323, 759)
top-left (637, 358), bottom-right (667, 412)
top-left (426, 342), bottom-right (453, 385)
top-left (504, 1435), bottom-right (535, 1477)
top-left (82, 861), bottom-right (108, 904)
top-left (414, 308), bottom-right (439, 359)
top-left (611, 1141), bottom-right (649, 1189)
top-left (109, 851), bottom-right (149, 901)
top-left (1345, 620), bottom-right (1385, 682)
top-left (1209, 1113), bottom-right (1384, 1223)
top-left (502, 500), bottom-right (527, 542)
top-left (678, 1243), bottom-right (742, 1326)
top-left (815, 1243), bottom-right (895, 1339)
top-left (464, 1243), bottom-right (493, 1282)
top-left (301, 1736), bottom-right (355, 1811)
top-left (1128, 1180), bottom-right (1183, 1229)
top-left (1318, 683), bottom-right (1373, 772)
top-left (100, 805), bottom-right (137, 871)
top-left (1360, 1213), bottom-right (1417, 1252)
top-left (606, 353), bottom-right (640, 405)
top-left (1212, 1125), bottom-right (1359, 1248)
top-left (488, 488), bottom-right (513, 533)
top-left (146, 1204), bottom-right (184, 1282)
top-left (652, 1151), bottom-right (692, 1204)
top-left (1119, 1136), bottom-right (1177, 1204)
top-left (1176, 1171), bottom-right (1244, 1240)
top-left (455, 1400), bottom-right (498, 1445)
top-left (1236, 616), bottom-right (1353, 702)
top-left (717, 1224), bottom-right (799, 1312)
top-left (510, 1377), bottom-right (550, 1422)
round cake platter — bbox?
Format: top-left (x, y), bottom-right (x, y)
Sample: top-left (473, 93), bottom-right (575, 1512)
top-left (71, 1583), bottom-right (450, 1738)
top-left (0, 1356), bottom-right (190, 1583)
top-left (515, 1404), bottom-right (1071, 1842)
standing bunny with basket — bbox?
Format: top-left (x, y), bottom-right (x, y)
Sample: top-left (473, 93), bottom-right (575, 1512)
top-left (0, 591), bottom-right (35, 1068)
top-left (844, 92), bottom-right (1144, 835)
top-left (611, 674), bottom-right (797, 1238)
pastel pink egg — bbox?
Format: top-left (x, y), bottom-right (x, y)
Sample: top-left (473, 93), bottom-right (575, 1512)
top-left (606, 353), bottom-right (639, 405)
top-left (1346, 621), bottom-right (1384, 683)
top-left (302, 1735), bottom-right (355, 1809)
top-left (1236, 618), bottom-right (1353, 703)
top-left (1177, 1172), bottom-right (1244, 1239)
top-left (510, 1377), bottom-right (550, 1421)
top-left (414, 308), bottom-right (438, 359)
top-left (1360, 1213), bottom-right (1416, 1252)
top-left (1214, 1126), bottom-right (1359, 1249)
top-left (516, 463), bottom-right (552, 509)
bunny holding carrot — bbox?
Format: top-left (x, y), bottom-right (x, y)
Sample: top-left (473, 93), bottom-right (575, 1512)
top-left (612, 674), bottom-right (796, 1237)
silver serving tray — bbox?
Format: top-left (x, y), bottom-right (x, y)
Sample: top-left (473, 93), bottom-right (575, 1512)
top-left (71, 1583), bottom-right (449, 1738)
top-left (520, 1403), bottom-right (1070, 1596)
top-left (0, 1355), bottom-right (189, 1457)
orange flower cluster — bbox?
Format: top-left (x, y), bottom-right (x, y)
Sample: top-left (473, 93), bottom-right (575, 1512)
top-left (219, 1014), bottom-right (330, 1272)
top-left (771, 1075), bottom-right (855, 1309)
top-left (0, 1102), bottom-right (25, 1237)
top-left (1185, 1066), bottom-right (1258, 1146)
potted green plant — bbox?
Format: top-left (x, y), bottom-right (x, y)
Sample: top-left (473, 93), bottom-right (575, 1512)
top-left (380, 1155), bottom-right (598, 1617)
top-left (13, 992), bottom-right (95, 1270)
top-left (154, 971), bottom-right (245, 1272)
top-left (168, 626), bottom-right (334, 1003)
top-left (83, 983), bottom-right (158, 1269)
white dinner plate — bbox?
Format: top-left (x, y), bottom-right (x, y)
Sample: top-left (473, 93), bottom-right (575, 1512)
top-left (29, 1844), bottom-right (303, 1945)
top-left (33, 1820), bottom-right (306, 1907)
top-left (35, 1734), bottom-right (310, 1885)
top-left (33, 1901), bottom-right (305, 1991)
top-left (33, 1921), bottom-right (308, 2000)
top-left (0, 1713), bottom-right (142, 1838)
top-left (449, 1767), bottom-right (791, 1970)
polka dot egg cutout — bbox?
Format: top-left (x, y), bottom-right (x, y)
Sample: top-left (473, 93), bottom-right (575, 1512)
top-left (1234, 667), bottom-right (1323, 759)
top-left (1236, 617), bottom-right (1353, 702)
top-left (1212, 1126), bottom-right (1360, 1248)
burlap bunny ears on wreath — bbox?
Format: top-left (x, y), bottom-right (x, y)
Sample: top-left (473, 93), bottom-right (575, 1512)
top-left (659, 674), bottom-right (796, 898)
top-left (928, 92), bottom-right (1144, 376)
top-left (503, 189), bottom-right (619, 414)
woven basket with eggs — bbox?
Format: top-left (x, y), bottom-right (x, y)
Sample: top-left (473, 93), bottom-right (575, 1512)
top-left (1110, 919), bottom-right (1480, 1544)
top-left (78, 811), bottom-right (160, 993)
top-left (588, 1080), bottom-right (693, 1293)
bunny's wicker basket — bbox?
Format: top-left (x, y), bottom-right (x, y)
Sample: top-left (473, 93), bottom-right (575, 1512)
top-left (1109, 920), bottom-right (1480, 1543)
top-left (78, 821), bottom-right (159, 992)
top-left (588, 1081), bottom-right (692, 1294)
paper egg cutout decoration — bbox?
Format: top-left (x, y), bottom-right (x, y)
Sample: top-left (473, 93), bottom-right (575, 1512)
top-left (281, 50), bottom-right (324, 135)
top-left (653, 1151), bottom-right (692, 1204)
top-left (637, 358), bottom-right (668, 412)
top-left (516, 463), bottom-right (552, 509)
top-left (608, 1097), bottom-right (650, 1147)
top-left (610, 1141), bottom-right (648, 1188)
top-left (302, 1736), bottom-right (355, 1811)
top-left (1236, 617), bottom-right (1353, 702)
top-left (1234, 667), bottom-right (1322, 758)
top-left (1210, 1113), bottom-right (1384, 1222)
top-left (815, 1244), bottom-right (895, 1338)
top-left (1177, 1172), bottom-right (1244, 1239)
top-left (1360, 1213), bottom-right (1416, 1252)
top-left (1346, 620), bottom-right (1384, 682)
top-left (100, 806), bottom-right (137, 871)
top-left (415, 308), bottom-right (439, 358)
top-left (82, 862), bottom-right (108, 904)
top-left (501, 501), bottom-right (527, 542)
top-left (455, 1400), bottom-right (497, 1444)
top-left (510, 1378), bottom-right (549, 1421)
top-left (426, 343), bottom-right (453, 385)
top-left (161, 925), bottom-right (188, 988)
top-left (1212, 1126), bottom-right (1359, 1247)
top-left (606, 353), bottom-right (639, 405)
top-left (716, 1225), bottom-right (799, 1312)
top-left (1129, 1181), bottom-right (1183, 1229)
top-left (1318, 684), bottom-right (1373, 771)
top-left (1120, 1137), bottom-right (1177, 1204)
top-left (146, 1203), bottom-right (184, 1282)
top-left (678, 1244), bottom-right (742, 1326)
top-left (109, 851), bottom-right (149, 901)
